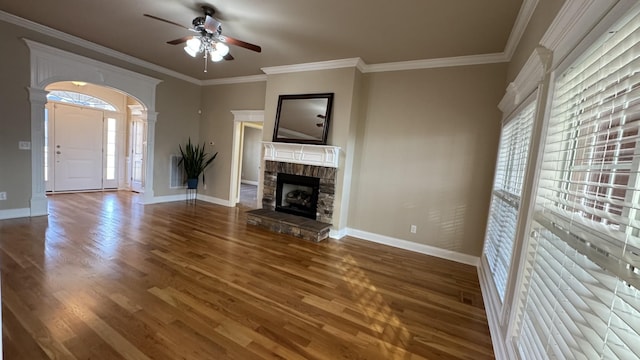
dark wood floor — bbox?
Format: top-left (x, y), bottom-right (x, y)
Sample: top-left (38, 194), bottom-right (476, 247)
top-left (0, 192), bottom-right (493, 359)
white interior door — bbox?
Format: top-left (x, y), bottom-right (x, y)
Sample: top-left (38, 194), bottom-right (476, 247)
top-left (53, 104), bottom-right (103, 191)
top-left (130, 119), bottom-right (146, 193)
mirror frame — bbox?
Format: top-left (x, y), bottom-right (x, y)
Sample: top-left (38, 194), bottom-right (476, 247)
top-left (272, 93), bottom-right (334, 145)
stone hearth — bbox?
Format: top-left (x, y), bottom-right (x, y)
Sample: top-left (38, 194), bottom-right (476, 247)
top-left (246, 142), bottom-right (340, 241)
top-left (247, 209), bottom-right (331, 242)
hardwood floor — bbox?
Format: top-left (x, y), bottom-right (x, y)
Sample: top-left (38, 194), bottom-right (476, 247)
top-left (0, 192), bottom-right (494, 359)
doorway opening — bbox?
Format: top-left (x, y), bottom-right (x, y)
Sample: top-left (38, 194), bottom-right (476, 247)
top-left (44, 81), bottom-right (146, 194)
top-left (238, 123), bottom-right (263, 208)
top-left (230, 110), bottom-right (264, 209)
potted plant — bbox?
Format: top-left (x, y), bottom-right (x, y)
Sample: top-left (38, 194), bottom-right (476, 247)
top-left (178, 138), bottom-right (218, 189)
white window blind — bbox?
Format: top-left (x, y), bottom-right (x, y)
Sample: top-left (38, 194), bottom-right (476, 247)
top-left (515, 6), bottom-right (640, 359)
top-left (484, 102), bottom-right (535, 301)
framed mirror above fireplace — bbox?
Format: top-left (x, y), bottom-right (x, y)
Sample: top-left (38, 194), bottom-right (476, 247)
top-left (272, 93), bottom-right (334, 145)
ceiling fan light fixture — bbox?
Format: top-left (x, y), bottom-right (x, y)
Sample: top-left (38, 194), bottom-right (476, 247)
top-left (186, 37), bottom-right (201, 51)
top-left (210, 50), bottom-right (224, 62)
top-left (214, 42), bottom-right (229, 56)
top-left (184, 45), bottom-right (199, 57)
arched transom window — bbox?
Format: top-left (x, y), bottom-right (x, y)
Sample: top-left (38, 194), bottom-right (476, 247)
top-left (46, 90), bottom-right (117, 111)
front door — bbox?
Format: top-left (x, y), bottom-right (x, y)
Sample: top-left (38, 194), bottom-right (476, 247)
top-left (53, 104), bottom-right (103, 191)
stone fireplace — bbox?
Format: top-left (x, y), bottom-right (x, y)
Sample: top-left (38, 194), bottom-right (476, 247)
top-left (263, 161), bottom-right (336, 223)
top-left (247, 142), bottom-right (340, 242)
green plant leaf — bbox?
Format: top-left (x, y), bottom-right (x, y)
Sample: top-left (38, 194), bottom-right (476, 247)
top-left (178, 137), bottom-right (218, 184)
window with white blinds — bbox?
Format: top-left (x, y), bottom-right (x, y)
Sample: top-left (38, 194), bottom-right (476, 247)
top-left (484, 102), bottom-right (535, 301)
top-left (515, 6), bottom-right (640, 359)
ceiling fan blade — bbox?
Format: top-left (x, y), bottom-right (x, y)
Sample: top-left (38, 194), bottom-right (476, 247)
top-left (144, 14), bottom-right (190, 30)
top-left (223, 53), bottom-right (234, 61)
top-left (219, 35), bottom-right (262, 53)
top-left (167, 36), bottom-right (193, 45)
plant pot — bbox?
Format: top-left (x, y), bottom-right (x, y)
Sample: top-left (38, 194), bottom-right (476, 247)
top-left (186, 178), bottom-right (199, 189)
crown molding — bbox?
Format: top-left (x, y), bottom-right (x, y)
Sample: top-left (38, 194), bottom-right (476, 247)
top-left (230, 110), bottom-right (265, 122)
top-left (363, 53), bottom-right (508, 73)
top-left (258, 53), bottom-right (508, 78)
top-left (0, 10), bottom-right (202, 85)
top-left (202, 74), bottom-right (267, 86)
top-left (540, 0), bottom-right (622, 69)
top-left (262, 58), bottom-right (363, 75)
top-left (503, 0), bottom-right (539, 60)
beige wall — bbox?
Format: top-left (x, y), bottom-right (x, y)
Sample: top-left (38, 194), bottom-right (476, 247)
top-left (154, 78), bottom-right (202, 196)
top-left (199, 82), bottom-right (267, 200)
top-left (507, 0), bottom-right (566, 83)
top-left (0, 21), bottom-right (31, 210)
top-left (348, 64), bottom-right (506, 257)
top-left (264, 68), bottom-right (360, 229)
top-left (0, 19), bottom-right (201, 209)
top-left (242, 126), bottom-right (262, 183)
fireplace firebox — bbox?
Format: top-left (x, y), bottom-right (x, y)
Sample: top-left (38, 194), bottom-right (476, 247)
top-left (275, 173), bottom-right (320, 220)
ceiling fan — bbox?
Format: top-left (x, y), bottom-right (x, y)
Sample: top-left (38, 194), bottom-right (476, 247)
top-left (144, 5), bottom-right (262, 72)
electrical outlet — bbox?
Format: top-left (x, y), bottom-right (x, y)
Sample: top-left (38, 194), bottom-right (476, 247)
top-left (410, 225), bottom-right (417, 234)
top-left (0, 192), bottom-right (6, 201)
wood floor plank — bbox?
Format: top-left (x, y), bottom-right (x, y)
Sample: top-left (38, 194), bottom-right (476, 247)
top-left (0, 191), bottom-right (494, 359)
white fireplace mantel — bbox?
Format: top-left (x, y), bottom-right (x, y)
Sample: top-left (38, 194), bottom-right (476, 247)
top-left (263, 142), bottom-right (340, 168)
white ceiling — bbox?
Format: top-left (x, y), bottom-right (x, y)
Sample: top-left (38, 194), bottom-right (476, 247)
top-left (0, 0), bottom-right (524, 81)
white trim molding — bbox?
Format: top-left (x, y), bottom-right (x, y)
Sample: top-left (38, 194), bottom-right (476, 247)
top-left (24, 39), bottom-right (162, 213)
top-left (230, 110), bottom-right (265, 208)
top-left (0, 11), bottom-right (199, 85)
top-left (149, 194), bottom-right (232, 207)
top-left (262, 58), bottom-right (364, 75)
top-left (263, 142), bottom-right (340, 168)
top-left (503, 0), bottom-right (540, 60)
top-left (197, 194), bottom-right (233, 207)
top-left (347, 228), bottom-right (480, 267)
top-left (202, 75), bottom-right (267, 86)
top-left (0, 208), bottom-right (31, 220)
top-left (230, 110), bottom-right (265, 123)
top-left (478, 258), bottom-right (509, 360)
top-left (364, 53), bottom-right (508, 73)
top-left (499, 46), bottom-right (551, 116)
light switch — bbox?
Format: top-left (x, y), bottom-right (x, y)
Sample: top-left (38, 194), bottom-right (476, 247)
top-left (19, 141), bottom-right (31, 150)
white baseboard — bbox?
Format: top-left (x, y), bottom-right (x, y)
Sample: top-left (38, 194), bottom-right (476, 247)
top-left (151, 194), bottom-right (233, 207)
top-left (150, 194), bottom-right (186, 204)
top-left (240, 179), bottom-right (259, 186)
top-left (0, 208), bottom-right (31, 220)
top-left (197, 194), bottom-right (233, 207)
top-left (346, 228), bottom-right (480, 266)
top-left (330, 228), bottom-right (348, 239)
top-left (478, 258), bottom-right (508, 359)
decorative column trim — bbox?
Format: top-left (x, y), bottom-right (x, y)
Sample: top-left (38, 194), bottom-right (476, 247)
top-left (24, 39), bottom-right (162, 215)
top-left (27, 87), bottom-right (49, 216)
top-left (142, 112), bottom-right (158, 204)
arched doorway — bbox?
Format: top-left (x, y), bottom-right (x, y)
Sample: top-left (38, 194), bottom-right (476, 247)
top-left (24, 39), bottom-right (161, 216)
top-left (43, 82), bottom-right (146, 193)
